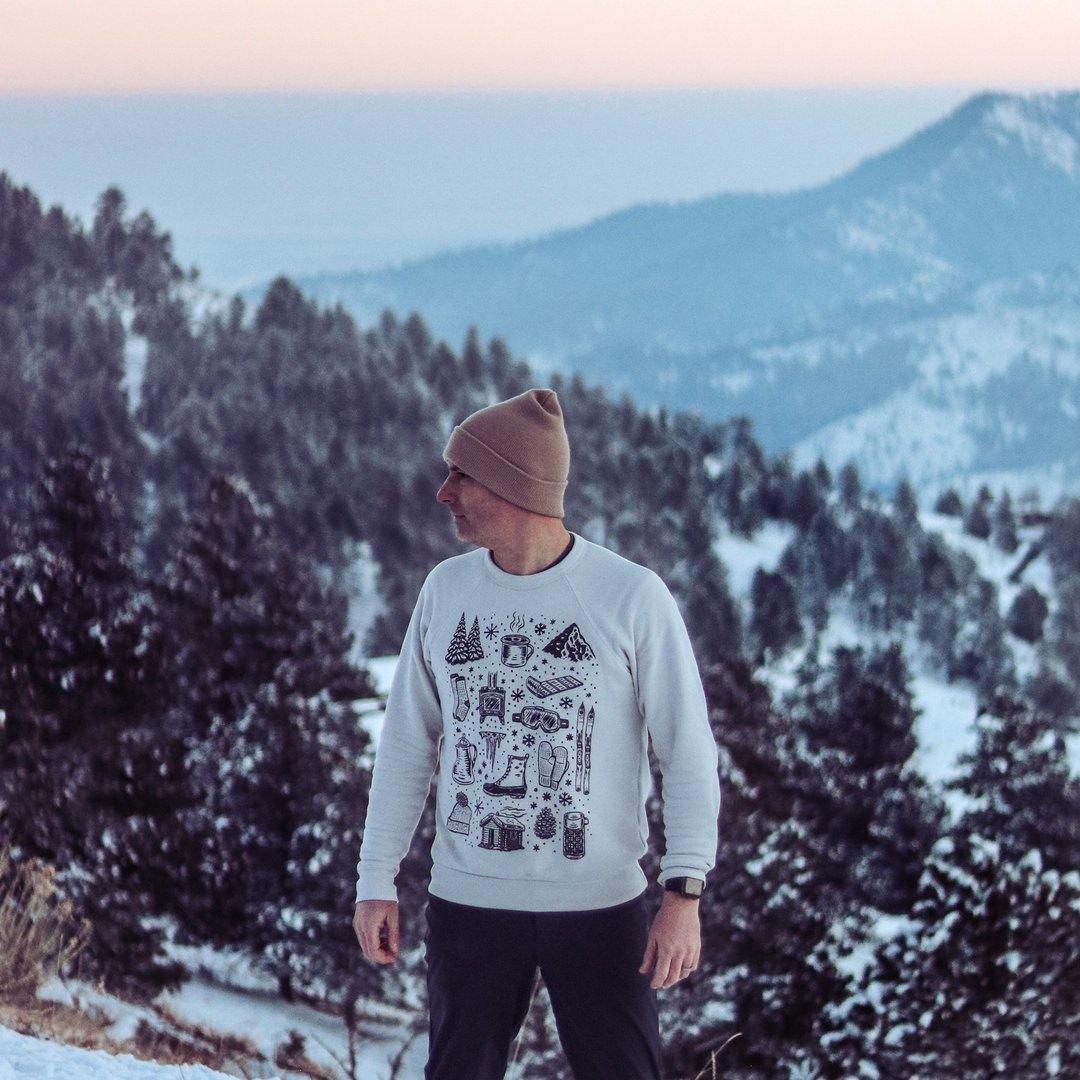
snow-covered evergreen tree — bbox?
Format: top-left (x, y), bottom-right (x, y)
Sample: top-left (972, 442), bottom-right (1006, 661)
top-left (819, 685), bottom-right (1080, 1078)
top-left (786, 641), bottom-right (945, 914)
top-left (657, 657), bottom-right (855, 1080)
top-left (145, 439), bottom-right (409, 1012)
top-left (154, 471), bottom-right (376, 977)
top-left (0, 446), bottom-right (183, 996)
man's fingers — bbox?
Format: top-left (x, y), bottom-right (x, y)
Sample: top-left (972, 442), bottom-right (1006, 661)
top-left (639, 935), bottom-right (658, 973)
top-left (376, 911), bottom-right (398, 962)
top-left (649, 949), bottom-right (675, 989)
top-left (387, 905), bottom-right (400, 954)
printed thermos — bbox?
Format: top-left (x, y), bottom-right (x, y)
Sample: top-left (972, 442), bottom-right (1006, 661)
top-left (563, 811), bottom-right (588, 858)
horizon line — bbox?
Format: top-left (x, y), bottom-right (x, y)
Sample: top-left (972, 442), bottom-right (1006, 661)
top-left (2, 81), bottom-right (1072, 100)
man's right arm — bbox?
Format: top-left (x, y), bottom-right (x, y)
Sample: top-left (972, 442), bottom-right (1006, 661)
top-left (354, 574), bottom-right (442, 903)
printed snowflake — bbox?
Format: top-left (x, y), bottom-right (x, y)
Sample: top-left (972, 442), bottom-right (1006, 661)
top-left (522, 733), bottom-right (535, 747)
top-left (559, 696), bottom-right (574, 709)
top-left (533, 844), bottom-right (540, 851)
top-left (484, 623), bottom-right (498, 639)
top-left (511, 688), bottom-right (525, 702)
top-left (512, 744), bottom-right (519, 752)
top-left (559, 792), bottom-right (572, 805)
top-left (566, 732), bottom-right (574, 740)
top-left (534, 623), bottom-right (547, 636)
top-left (530, 801), bottom-right (538, 809)
top-left (542, 792), bottom-right (552, 801)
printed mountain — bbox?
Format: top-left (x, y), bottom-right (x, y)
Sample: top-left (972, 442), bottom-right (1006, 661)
top-left (543, 623), bottom-right (595, 662)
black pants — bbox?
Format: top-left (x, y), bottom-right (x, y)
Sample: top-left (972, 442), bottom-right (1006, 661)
top-left (423, 890), bottom-right (663, 1080)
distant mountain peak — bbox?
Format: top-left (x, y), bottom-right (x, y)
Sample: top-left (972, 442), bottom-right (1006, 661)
top-left (981, 91), bottom-right (1080, 177)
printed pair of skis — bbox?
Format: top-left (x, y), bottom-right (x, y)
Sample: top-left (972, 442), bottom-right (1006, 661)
top-left (574, 702), bottom-right (595, 793)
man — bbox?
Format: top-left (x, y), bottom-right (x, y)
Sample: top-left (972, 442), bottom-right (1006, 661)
top-left (354, 387), bottom-right (721, 1080)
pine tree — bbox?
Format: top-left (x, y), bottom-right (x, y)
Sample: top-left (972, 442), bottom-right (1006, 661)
top-left (820, 685), bottom-right (1080, 1078)
top-left (828, 835), bottom-right (1079, 1079)
top-left (0, 446), bottom-right (183, 996)
top-left (964, 486), bottom-right (993, 539)
top-left (786, 642), bottom-right (945, 913)
top-left (155, 472), bottom-right (370, 956)
top-left (210, 661), bottom-right (378, 1001)
top-left (658, 656), bottom-right (855, 1080)
top-left (749, 568), bottom-right (802, 661)
top-left (992, 488), bottom-right (1019, 553)
top-left (947, 687), bottom-right (1079, 874)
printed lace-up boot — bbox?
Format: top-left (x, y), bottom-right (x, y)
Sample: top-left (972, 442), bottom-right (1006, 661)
top-left (483, 753), bottom-right (529, 797)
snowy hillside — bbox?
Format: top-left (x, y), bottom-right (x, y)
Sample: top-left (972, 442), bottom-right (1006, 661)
top-left (283, 89), bottom-right (1080, 500)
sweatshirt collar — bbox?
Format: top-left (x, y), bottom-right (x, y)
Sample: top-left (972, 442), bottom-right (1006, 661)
top-left (481, 531), bottom-right (587, 590)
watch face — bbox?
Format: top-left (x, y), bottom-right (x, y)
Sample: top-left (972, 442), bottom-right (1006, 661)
top-left (666, 876), bottom-right (704, 896)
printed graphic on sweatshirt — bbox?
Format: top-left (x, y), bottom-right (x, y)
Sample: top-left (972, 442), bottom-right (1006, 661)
top-left (441, 609), bottom-right (599, 859)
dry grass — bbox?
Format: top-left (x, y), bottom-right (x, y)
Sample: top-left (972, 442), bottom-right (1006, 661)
top-left (0, 841), bottom-right (265, 1076)
top-left (0, 840), bottom-right (90, 998)
top-left (0, 990), bottom-right (261, 1076)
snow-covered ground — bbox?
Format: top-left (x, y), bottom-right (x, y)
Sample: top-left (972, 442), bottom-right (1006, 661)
top-left (31, 926), bottom-right (430, 1080)
top-left (715, 508), bottom-right (1073, 799)
top-left (0, 1024), bottom-right (234, 1080)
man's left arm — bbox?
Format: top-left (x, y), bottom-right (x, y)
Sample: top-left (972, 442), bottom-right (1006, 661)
top-left (631, 569), bottom-right (721, 887)
top-left (630, 569), bottom-right (722, 987)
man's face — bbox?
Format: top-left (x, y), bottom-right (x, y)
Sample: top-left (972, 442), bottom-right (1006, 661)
top-left (436, 464), bottom-right (509, 542)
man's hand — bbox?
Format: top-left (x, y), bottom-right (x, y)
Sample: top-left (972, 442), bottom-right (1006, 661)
top-left (354, 899), bottom-right (400, 964)
top-left (639, 892), bottom-right (701, 989)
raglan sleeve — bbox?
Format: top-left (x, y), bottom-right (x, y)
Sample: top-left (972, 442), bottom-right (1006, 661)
top-left (354, 573), bottom-right (443, 903)
top-left (630, 569), bottom-right (721, 887)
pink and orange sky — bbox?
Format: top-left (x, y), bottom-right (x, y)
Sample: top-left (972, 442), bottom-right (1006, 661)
top-left (2, 0), bottom-right (1078, 95)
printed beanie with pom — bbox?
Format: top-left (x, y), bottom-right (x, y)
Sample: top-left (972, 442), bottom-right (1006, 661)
top-left (442, 388), bottom-right (570, 518)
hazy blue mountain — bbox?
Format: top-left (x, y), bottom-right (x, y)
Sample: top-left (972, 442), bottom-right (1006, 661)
top-left (280, 90), bottom-right (1080, 499)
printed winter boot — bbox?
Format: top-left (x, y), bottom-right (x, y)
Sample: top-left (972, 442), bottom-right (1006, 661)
top-left (483, 753), bottom-right (529, 798)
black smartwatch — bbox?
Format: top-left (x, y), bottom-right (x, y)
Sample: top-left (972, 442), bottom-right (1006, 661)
top-left (663, 876), bottom-right (704, 898)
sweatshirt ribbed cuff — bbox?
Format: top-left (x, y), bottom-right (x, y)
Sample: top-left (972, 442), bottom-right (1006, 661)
top-left (355, 868), bottom-right (399, 904)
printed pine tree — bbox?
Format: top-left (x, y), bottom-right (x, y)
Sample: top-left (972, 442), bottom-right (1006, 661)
top-left (534, 808), bottom-right (556, 839)
top-left (465, 615), bottom-right (485, 661)
top-left (445, 612), bottom-right (471, 664)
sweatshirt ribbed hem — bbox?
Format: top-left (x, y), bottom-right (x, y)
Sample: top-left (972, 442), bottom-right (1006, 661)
top-left (428, 861), bottom-right (648, 912)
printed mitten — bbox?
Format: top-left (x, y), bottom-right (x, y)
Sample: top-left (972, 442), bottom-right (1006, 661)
top-left (549, 744), bottom-right (569, 786)
top-left (538, 740), bottom-right (556, 787)
top-left (539, 740), bottom-right (569, 788)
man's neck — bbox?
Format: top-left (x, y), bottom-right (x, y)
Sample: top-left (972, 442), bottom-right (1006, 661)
top-left (489, 528), bottom-right (574, 576)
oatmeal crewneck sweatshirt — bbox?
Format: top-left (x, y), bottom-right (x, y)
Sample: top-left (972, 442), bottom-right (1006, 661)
top-left (354, 532), bottom-right (722, 911)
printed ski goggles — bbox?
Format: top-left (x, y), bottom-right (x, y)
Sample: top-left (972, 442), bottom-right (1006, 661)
top-left (511, 706), bottom-right (570, 733)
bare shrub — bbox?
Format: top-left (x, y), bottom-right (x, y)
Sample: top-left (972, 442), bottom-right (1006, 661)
top-left (0, 840), bottom-right (90, 997)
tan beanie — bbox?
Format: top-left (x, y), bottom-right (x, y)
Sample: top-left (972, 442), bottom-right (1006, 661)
top-left (442, 388), bottom-right (570, 518)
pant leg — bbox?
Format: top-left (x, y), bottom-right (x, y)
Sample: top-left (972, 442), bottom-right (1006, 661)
top-left (423, 893), bottom-right (539, 1080)
top-left (537, 892), bottom-right (663, 1080)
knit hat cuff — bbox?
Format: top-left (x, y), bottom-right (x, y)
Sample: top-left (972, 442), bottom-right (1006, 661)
top-left (444, 424), bottom-right (567, 518)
